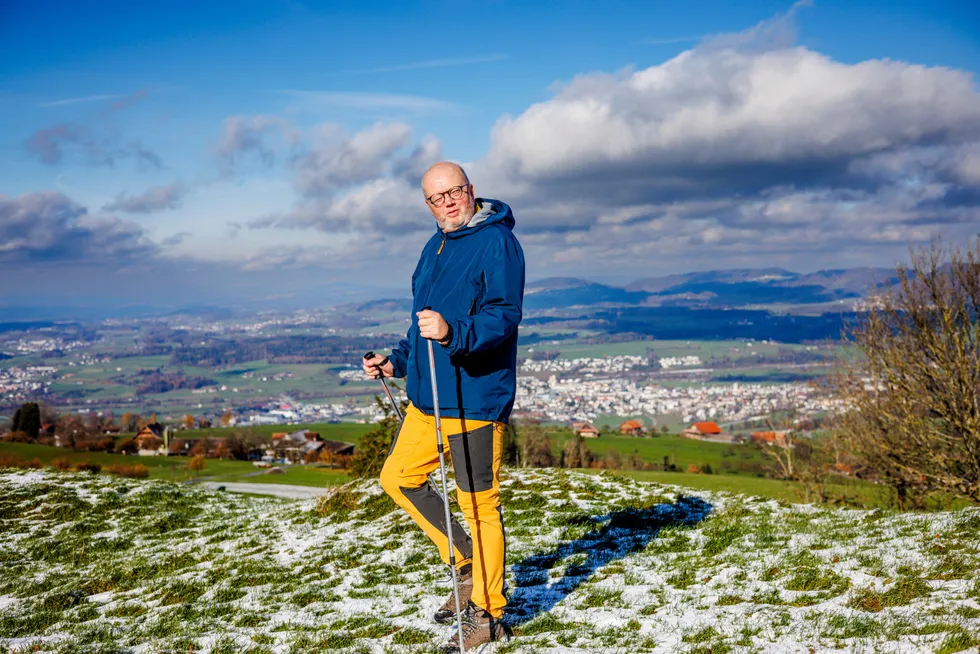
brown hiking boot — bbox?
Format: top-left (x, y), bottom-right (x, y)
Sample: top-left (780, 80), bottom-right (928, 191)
top-left (434, 564), bottom-right (473, 624)
top-left (442, 601), bottom-right (512, 653)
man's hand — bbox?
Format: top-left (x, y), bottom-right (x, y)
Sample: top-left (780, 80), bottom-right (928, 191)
top-left (362, 353), bottom-right (394, 379)
top-left (417, 309), bottom-right (450, 343)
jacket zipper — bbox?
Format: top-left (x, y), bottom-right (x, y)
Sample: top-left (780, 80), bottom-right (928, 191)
top-left (418, 237), bottom-right (447, 405)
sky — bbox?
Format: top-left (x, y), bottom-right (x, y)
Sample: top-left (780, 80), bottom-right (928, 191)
top-left (1, 0), bottom-right (979, 313)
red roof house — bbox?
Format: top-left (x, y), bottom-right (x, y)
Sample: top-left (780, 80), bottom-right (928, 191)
top-left (682, 421), bottom-right (723, 440)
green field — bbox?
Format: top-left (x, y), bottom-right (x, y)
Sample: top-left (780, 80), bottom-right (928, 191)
top-left (204, 465), bottom-right (350, 487)
top-left (0, 441), bottom-right (351, 487)
top-left (46, 356), bottom-right (380, 414)
top-left (0, 441), bottom-right (254, 482)
top-left (546, 430), bottom-right (770, 474)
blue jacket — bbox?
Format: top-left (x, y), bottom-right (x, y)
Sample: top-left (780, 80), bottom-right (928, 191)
top-left (389, 199), bottom-right (525, 423)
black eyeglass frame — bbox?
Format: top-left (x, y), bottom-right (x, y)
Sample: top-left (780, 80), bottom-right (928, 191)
top-left (426, 184), bottom-right (471, 207)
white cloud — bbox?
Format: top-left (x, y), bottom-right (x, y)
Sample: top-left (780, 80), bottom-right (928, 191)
top-left (293, 122), bottom-right (414, 196)
top-left (483, 49), bottom-right (980, 192)
top-left (464, 10), bottom-right (980, 276)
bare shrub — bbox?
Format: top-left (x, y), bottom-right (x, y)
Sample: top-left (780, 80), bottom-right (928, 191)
top-left (105, 464), bottom-right (150, 479)
top-left (832, 240), bottom-right (980, 507)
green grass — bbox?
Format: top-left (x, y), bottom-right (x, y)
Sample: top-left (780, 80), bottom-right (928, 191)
top-left (546, 431), bottom-right (770, 474)
top-left (594, 469), bottom-right (801, 501)
top-left (208, 466), bottom-right (350, 487)
top-left (0, 442), bottom-right (255, 481)
top-left (1, 466), bottom-right (978, 652)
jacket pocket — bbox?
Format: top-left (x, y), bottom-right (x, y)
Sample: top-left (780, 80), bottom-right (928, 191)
top-left (467, 272), bottom-right (487, 316)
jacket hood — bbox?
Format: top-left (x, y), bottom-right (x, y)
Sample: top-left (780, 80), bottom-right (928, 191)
top-left (442, 198), bottom-right (514, 239)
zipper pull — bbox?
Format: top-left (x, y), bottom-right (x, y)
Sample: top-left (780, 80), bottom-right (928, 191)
top-left (437, 239), bottom-right (445, 255)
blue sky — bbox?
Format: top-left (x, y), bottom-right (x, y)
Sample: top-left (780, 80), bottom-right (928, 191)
top-left (1, 0), bottom-right (979, 312)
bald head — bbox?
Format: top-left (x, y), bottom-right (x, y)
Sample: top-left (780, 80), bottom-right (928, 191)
top-left (421, 161), bottom-right (476, 233)
top-left (421, 161), bottom-right (469, 192)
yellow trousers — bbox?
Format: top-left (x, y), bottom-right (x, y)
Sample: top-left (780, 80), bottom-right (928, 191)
top-left (379, 403), bottom-right (506, 618)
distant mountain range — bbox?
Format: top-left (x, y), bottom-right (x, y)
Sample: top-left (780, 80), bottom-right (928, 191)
top-left (523, 267), bottom-right (897, 311)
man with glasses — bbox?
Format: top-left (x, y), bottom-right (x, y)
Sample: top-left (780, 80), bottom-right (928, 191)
top-left (363, 161), bottom-right (524, 651)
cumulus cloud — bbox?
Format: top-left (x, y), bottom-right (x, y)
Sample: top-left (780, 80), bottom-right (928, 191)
top-left (103, 183), bottom-right (188, 213)
top-left (392, 134), bottom-right (443, 186)
top-left (293, 122), bottom-right (414, 196)
top-left (464, 7), bottom-right (980, 274)
top-left (0, 191), bottom-right (158, 263)
top-left (483, 50), bottom-right (980, 200)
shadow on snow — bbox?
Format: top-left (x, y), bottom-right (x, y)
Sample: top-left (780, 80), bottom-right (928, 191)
top-left (504, 495), bottom-right (713, 626)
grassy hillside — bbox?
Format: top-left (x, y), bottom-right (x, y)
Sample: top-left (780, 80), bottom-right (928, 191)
top-left (0, 469), bottom-right (978, 653)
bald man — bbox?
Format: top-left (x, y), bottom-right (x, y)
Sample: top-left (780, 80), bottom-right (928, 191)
top-left (363, 162), bottom-right (524, 651)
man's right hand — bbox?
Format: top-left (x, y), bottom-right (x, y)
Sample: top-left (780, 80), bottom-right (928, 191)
top-left (363, 353), bottom-right (394, 379)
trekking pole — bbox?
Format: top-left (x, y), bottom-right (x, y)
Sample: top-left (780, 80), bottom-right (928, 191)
top-left (426, 335), bottom-right (466, 653)
top-left (363, 351), bottom-right (402, 421)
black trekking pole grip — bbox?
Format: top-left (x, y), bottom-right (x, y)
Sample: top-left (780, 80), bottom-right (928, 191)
top-left (364, 351), bottom-right (390, 367)
top-left (364, 352), bottom-right (402, 422)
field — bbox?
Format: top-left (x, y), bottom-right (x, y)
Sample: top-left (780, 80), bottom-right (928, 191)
top-left (44, 355), bottom-right (381, 416)
top-left (1, 468), bottom-right (978, 653)
top-left (546, 431), bottom-right (770, 475)
top-left (0, 443), bottom-right (350, 487)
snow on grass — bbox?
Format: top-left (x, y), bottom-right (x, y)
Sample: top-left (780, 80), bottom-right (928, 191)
top-left (0, 468), bottom-right (978, 653)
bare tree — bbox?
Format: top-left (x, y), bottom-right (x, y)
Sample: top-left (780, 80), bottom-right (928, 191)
top-left (832, 239), bottom-right (980, 507)
top-left (518, 420), bottom-right (555, 468)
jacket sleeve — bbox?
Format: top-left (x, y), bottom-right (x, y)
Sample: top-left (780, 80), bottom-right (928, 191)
top-left (443, 234), bottom-right (524, 357)
top-left (388, 327), bottom-right (412, 378)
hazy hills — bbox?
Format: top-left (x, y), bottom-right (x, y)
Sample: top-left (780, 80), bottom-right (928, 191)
top-left (522, 267), bottom-right (895, 311)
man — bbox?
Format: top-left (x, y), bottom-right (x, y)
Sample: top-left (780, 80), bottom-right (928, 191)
top-left (362, 161), bottom-right (524, 652)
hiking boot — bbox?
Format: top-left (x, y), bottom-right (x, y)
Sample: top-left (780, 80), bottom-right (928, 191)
top-left (442, 601), bottom-right (512, 653)
top-left (434, 564), bottom-right (473, 624)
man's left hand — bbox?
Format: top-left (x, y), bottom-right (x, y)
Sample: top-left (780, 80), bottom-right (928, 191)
top-left (417, 309), bottom-right (450, 343)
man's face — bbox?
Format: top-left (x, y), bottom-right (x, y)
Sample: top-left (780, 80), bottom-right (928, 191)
top-left (422, 167), bottom-right (476, 233)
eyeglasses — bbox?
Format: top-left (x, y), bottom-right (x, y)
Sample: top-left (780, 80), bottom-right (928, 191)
top-left (426, 184), bottom-right (471, 207)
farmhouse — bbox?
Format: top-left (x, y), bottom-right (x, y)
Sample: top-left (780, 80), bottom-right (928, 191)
top-left (619, 419), bottom-right (645, 436)
top-left (571, 421), bottom-right (600, 438)
top-left (271, 429), bottom-right (354, 463)
top-left (136, 423), bottom-right (167, 455)
top-left (682, 421), bottom-right (723, 440)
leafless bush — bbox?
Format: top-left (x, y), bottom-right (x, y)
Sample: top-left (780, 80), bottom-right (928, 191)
top-left (832, 239), bottom-right (980, 507)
